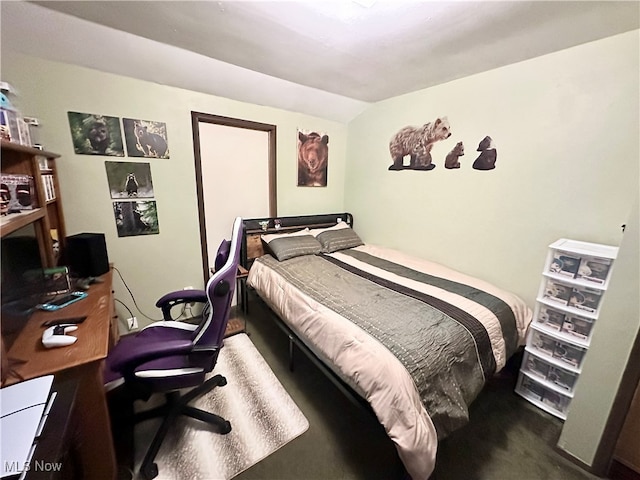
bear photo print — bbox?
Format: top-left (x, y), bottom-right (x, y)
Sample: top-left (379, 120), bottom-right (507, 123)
top-left (387, 116), bottom-right (498, 171)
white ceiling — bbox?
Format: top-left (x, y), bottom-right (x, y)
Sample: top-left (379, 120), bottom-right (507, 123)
top-left (2, 1), bottom-right (639, 122)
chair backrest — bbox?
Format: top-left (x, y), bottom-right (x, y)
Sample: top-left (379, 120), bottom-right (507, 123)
top-left (192, 217), bottom-right (243, 351)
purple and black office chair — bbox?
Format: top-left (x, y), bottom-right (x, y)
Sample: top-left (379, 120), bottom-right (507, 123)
top-left (104, 217), bottom-right (243, 480)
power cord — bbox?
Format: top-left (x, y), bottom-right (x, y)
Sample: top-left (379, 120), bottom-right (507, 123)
top-left (112, 266), bottom-right (162, 322)
top-left (112, 266), bottom-right (195, 322)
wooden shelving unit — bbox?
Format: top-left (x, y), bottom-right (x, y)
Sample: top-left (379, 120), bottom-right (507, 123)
top-left (1, 140), bottom-right (66, 267)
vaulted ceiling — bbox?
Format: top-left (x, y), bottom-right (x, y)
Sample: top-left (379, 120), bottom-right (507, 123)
top-left (2, 1), bottom-right (639, 122)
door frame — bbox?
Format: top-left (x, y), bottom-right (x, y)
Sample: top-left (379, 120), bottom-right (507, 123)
top-left (191, 112), bottom-right (277, 283)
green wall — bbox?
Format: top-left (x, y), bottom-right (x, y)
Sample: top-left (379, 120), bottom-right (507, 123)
top-left (2, 28), bottom-right (639, 472)
top-left (345, 30), bottom-right (638, 308)
top-left (344, 30), bottom-right (640, 468)
top-left (1, 51), bottom-right (349, 329)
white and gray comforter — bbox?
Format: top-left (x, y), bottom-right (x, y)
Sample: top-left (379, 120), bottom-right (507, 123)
top-left (247, 244), bottom-right (532, 479)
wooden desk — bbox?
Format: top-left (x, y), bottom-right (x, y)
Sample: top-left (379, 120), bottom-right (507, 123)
top-left (25, 376), bottom-right (80, 480)
top-left (2, 269), bottom-right (118, 480)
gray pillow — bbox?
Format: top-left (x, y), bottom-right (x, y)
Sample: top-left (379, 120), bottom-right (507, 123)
top-left (315, 226), bottom-right (363, 253)
top-left (262, 230), bottom-right (322, 261)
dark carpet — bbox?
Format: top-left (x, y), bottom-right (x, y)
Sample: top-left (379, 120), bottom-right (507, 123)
top-left (234, 294), bottom-right (605, 480)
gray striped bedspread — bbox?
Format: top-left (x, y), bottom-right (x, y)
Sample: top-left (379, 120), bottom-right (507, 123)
top-left (247, 244), bottom-right (532, 479)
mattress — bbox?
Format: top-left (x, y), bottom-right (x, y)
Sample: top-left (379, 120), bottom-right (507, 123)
top-left (247, 244), bottom-right (532, 479)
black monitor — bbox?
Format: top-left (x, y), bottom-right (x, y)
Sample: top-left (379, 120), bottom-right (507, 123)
top-left (1, 225), bottom-right (48, 336)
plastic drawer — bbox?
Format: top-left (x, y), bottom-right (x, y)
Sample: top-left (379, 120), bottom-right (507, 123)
top-left (516, 372), bottom-right (571, 420)
top-left (522, 351), bottom-right (579, 393)
top-left (528, 328), bottom-right (586, 371)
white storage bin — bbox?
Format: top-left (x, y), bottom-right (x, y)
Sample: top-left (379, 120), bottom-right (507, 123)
top-left (541, 278), bottom-right (572, 306)
top-left (528, 328), bottom-right (587, 370)
top-left (567, 285), bottom-right (603, 314)
top-left (516, 372), bottom-right (572, 419)
top-left (519, 238), bottom-right (618, 422)
top-left (547, 239), bottom-right (617, 288)
top-left (522, 351), bottom-right (579, 393)
top-left (548, 250), bottom-right (581, 278)
top-left (536, 305), bottom-right (566, 332)
top-left (560, 314), bottom-right (595, 343)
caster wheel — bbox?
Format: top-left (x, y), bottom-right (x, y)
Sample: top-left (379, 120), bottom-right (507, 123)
top-left (221, 421), bottom-right (232, 434)
top-left (141, 462), bottom-right (158, 479)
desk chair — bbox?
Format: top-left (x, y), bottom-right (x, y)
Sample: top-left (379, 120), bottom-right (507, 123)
top-left (104, 217), bottom-right (242, 480)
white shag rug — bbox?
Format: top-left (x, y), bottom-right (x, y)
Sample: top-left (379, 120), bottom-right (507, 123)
top-left (134, 333), bottom-right (309, 479)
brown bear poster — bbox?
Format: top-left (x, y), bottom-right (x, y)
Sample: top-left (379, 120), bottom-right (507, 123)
top-left (297, 129), bottom-right (328, 187)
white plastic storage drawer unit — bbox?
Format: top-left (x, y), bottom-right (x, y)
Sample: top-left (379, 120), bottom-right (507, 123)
top-left (516, 238), bottom-right (618, 420)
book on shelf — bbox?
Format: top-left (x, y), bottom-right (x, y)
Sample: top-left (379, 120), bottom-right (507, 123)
top-left (41, 174), bottom-right (56, 201)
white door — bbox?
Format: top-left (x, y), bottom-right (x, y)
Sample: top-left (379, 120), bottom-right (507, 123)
top-left (199, 123), bottom-right (270, 269)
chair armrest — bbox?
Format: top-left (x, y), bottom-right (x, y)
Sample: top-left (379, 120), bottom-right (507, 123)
top-left (109, 339), bottom-right (193, 373)
top-left (156, 289), bottom-right (207, 321)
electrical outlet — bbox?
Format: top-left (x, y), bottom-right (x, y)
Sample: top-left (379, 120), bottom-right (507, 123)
top-left (127, 316), bottom-right (138, 330)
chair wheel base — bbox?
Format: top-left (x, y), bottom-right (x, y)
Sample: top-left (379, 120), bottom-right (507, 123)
top-left (141, 462), bottom-right (158, 480)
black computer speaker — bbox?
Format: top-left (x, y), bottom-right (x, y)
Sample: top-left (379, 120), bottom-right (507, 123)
top-left (65, 233), bottom-right (110, 278)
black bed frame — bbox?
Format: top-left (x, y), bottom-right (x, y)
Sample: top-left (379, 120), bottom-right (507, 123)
top-left (240, 212), bottom-right (376, 416)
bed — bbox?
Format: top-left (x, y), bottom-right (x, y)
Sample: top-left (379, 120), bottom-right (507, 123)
top-left (241, 213), bottom-right (532, 479)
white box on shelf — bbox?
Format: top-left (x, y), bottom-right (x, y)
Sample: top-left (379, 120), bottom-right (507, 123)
top-left (528, 327), bottom-right (587, 371)
top-left (516, 372), bottom-right (572, 419)
top-left (547, 364), bottom-right (578, 393)
top-left (560, 314), bottom-right (594, 342)
top-left (522, 351), bottom-right (551, 379)
top-left (528, 328), bottom-right (558, 358)
top-left (542, 278), bottom-right (572, 306)
top-left (549, 250), bottom-right (581, 278)
top-left (576, 256), bottom-right (613, 286)
top-left (536, 304), bottom-right (566, 331)
top-left (568, 285), bottom-right (602, 314)
top-left (522, 351), bottom-right (579, 394)
top-left (551, 337), bottom-right (586, 370)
